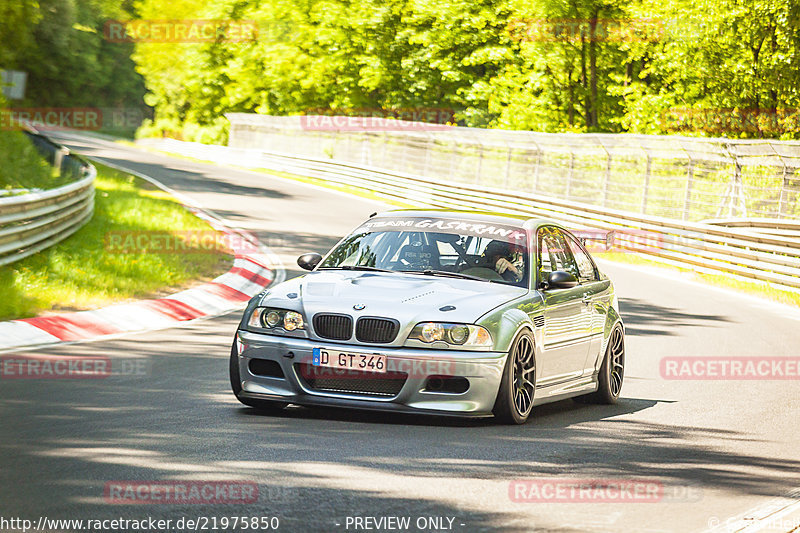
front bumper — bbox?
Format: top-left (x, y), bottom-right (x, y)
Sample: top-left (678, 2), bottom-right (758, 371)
top-left (235, 330), bottom-right (507, 417)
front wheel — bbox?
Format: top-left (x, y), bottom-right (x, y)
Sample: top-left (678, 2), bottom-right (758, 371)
top-left (493, 330), bottom-right (536, 424)
top-left (576, 326), bottom-right (625, 404)
top-left (229, 339), bottom-right (288, 413)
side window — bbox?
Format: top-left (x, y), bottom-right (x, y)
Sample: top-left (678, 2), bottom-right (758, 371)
top-left (552, 231), bottom-right (581, 280)
top-left (539, 237), bottom-right (553, 274)
top-left (539, 226), bottom-right (584, 281)
top-left (564, 233), bottom-right (598, 282)
top-left (538, 227), bottom-right (568, 276)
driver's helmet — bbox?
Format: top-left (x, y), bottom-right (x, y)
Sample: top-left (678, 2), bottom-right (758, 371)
top-left (483, 240), bottom-right (512, 260)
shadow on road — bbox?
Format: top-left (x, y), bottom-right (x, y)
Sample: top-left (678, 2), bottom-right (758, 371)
top-left (618, 297), bottom-right (734, 336)
top-left (1, 315), bottom-right (797, 532)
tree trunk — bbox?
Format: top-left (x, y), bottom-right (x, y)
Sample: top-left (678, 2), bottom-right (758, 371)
top-left (587, 9), bottom-right (600, 128)
top-left (581, 30), bottom-right (588, 128)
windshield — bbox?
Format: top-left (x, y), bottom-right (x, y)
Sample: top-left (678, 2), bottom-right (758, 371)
top-left (319, 217), bottom-right (529, 287)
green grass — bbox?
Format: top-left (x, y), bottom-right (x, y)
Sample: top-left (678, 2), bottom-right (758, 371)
top-left (0, 162), bottom-right (232, 321)
top-left (0, 130), bottom-right (63, 192)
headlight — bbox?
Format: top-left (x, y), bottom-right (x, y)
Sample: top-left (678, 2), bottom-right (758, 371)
top-left (264, 310), bottom-right (282, 328)
top-left (283, 311), bottom-right (304, 331)
top-left (247, 308), bottom-right (306, 331)
top-left (408, 322), bottom-right (492, 347)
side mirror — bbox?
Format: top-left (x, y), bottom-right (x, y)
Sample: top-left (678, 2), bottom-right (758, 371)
top-left (297, 253), bottom-right (323, 271)
top-left (541, 270), bottom-right (578, 290)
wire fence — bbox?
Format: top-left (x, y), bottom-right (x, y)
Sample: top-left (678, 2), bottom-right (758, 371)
top-left (226, 113), bottom-right (800, 222)
top-left (136, 137), bottom-right (800, 291)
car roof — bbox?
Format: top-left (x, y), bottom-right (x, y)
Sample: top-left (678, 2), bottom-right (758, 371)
top-left (375, 208), bottom-right (561, 231)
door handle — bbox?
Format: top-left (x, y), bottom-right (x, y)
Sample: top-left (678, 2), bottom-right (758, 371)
top-left (582, 294), bottom-right (592, 305)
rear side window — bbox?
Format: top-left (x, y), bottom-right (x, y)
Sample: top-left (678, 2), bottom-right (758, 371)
top-left (564, 233), bottom-right (599, 282)
top-left (537, 226), bottom-right (596, 283)
top-left (538, 227), bottom-right (573, 277)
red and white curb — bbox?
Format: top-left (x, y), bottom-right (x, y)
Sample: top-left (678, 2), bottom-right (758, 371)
top-left (0, 160), bottom-right (285, 352)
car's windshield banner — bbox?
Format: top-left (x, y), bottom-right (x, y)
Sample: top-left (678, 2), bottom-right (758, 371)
top-left (355, 217), bottom-right (527, 243)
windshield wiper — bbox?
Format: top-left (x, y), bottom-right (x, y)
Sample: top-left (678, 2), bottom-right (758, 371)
top-left (318, 265), bottom-right (394, 273)
top-left (401, 269), bottom-right (499, 283)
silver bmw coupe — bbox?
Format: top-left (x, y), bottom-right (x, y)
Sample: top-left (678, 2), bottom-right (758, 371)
top-left (230, 210), bottom-right (625, 424)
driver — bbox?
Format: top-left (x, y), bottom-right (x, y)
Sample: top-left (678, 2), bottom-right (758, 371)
top-left (481, 240), bottom-right (525, 282)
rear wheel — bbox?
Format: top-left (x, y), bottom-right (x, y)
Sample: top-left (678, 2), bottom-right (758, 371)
top-left (493, 329), bottom-right (536, 424)
top-left (229, 339), bottom-right (288, 413)
top-left (575, 326), bottom-right (624, 404)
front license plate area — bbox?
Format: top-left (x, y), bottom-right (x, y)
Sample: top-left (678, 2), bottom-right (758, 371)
top-left (312, 348), bottom-right (387, 374)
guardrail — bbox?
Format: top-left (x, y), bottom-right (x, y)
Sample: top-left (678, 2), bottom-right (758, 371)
top-left (227, 113), bottom-right (800, 222)
top-left (138, 137), bottom-right (800, 292)
top-left (0, 130), bottom-right (96, 266)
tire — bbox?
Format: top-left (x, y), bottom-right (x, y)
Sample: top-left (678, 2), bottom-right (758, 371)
top-left (493, 329), bottom-right (536, 424)
top-left (575, 326), bottom-right (625, 405)
top-left (229, 339), bottom-right (288, 413)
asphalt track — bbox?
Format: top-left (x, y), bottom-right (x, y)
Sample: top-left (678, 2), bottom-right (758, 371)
top-left (1, 132), bottom-right (799, 533)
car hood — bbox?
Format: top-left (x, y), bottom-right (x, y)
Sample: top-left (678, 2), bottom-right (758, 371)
top-left (259, 270), bottom-right (528, 326)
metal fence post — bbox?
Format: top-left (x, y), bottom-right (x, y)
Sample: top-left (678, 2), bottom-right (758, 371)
top-left (683, 158), bottom-right (695, 221)
top-left (730, 144), bottom-right (746, 217)
top-left (504, 143), bottom-right (512, 188)
top-left (779, 165), bottom-right (792, 218)
top-left (474, 139), bottom-right (484, 184)
top-left (533, 142), bottom-right (542, 193)
top-left (449, 140), bottom-right (459, 182)
top-left (361, 133), bottom-right (370, 166)
top-left (566, 150), bottom-right (575, 200)
top-left (770, 142), bottom-right (789, 219)
top-left (641, 151), bottom-right (652, 214)
top-left (734, 159), bottom-right (746, 217)
top-left (601, 145), bottom-right (612, 207)
top-left (715, 144), bottom-right (745, 218)
top-left (423, 132), bottom-right (432, 177)
top-left (52, 147), bottom-right (69, 178)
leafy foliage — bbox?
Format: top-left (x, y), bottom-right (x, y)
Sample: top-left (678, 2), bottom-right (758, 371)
top-left (1, 0), bottom-right (146, 123)
top-left (3, 0), bottom-right (798, 138)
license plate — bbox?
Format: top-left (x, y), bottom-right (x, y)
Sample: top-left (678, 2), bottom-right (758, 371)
top-left (312, 348), bottom-right (387, 374)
